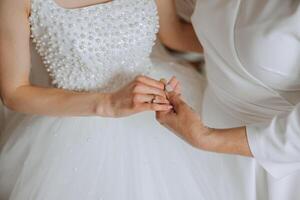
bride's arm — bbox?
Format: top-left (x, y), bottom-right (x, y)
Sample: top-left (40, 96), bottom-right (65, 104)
top-left (0, 0), bottom-right (171, 117)
top-left (156, 0), bottom-right (203, 53)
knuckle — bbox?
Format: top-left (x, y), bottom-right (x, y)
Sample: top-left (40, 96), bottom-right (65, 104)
top-left (132, 83), bottom-right (142, 92)
top-left (133, 82), bottom-right (140, 87)
top-left (135, 75), bottom-right (144, 82)
top-left (132, 94), bottom-right (140, 102)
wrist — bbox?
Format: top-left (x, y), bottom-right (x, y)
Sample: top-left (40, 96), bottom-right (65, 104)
top-left (185, 118), bottom-right (209, 149)
top-left (191, 122), bottom-right (215, 150)
top-left (196, 127), bottom-right (252, 157)
top-left (94, 93), bottom-right (115, 117)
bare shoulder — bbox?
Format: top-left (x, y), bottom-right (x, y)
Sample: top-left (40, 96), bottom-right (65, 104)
top-left (0, 0), bottom-right (31, 37)
top-left (0, 0), bottom-right (30, 17)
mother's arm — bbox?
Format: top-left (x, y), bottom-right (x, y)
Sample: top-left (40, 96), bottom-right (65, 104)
top-left (156, 0), bottom-right (203, 53)
top-left (0, 0), bottom-right (170, 117)
top-left (157, 93), bottom-right (300, 178)
top-left (156, 93), bottom-right (252, 157)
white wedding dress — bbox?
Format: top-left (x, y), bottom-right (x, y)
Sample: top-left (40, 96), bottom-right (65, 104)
top-left (0, 0), bottom-right (211, 199)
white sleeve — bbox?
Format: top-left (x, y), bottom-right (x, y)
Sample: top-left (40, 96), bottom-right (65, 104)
top-left (0, 101), bottom-right (4, 135)
top-left (175, 0), bottom-right (196, 22)
top-left (246, 103), bottom-right (300, 179)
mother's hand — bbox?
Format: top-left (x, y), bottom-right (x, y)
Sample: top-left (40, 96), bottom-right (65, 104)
top-left (156, 92), bottom-right (253, 157)
top-left (156, 92), bottom-right (209, 148)
top-left (106, 76), bottom-right (172, 118)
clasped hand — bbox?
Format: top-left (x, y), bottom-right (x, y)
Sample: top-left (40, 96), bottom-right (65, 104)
top-left (108, 74), bottom-right (210, 150)
top-left (107, 76), bottom-right (250, 156)
top-left (107, 75), bottom-right (179, 118)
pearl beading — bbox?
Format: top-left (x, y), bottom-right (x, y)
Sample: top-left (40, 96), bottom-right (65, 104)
top-left (29, 0), bottom-right (159, 92)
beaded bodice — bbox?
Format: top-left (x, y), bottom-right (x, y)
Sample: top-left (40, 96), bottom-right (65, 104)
top-left (29, 0), bottom-right (159, 92)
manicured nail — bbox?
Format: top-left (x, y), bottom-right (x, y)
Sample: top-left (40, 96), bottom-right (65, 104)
top-left (165, 84), bottom-right (173, 92)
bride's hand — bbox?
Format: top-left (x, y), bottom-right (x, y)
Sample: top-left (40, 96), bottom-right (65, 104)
top-left (106, 76), bottom-right (172, 118)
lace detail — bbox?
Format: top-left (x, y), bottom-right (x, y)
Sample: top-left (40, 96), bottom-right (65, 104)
top-left (29, 0), bottom-right (159, 92)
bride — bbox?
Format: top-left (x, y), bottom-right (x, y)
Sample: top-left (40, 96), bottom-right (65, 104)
top-left (0, 0), bottom-right (209, 199)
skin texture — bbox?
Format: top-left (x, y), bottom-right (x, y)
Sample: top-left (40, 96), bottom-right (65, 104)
top-left (156, 0), bottom-right (203, 53)
top-left (156, 93), bottom-right (253, 157)
top-left (0, 0), bottom-right (190, 117)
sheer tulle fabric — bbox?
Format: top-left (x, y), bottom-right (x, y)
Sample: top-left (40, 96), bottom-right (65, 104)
top-left (0, 60), bottom-right (213, 199)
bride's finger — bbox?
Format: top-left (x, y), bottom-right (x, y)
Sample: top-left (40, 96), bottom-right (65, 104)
top-left (135, 75), bottom-right (165, 90)
top-left (133, 84), bottom-right (166, 97)
top-left (152, 95), bottom-right (170, 104)
top-left (140, 103), bottom-right (173, 112)
top-left (133, 94), bottom-right (169, 104)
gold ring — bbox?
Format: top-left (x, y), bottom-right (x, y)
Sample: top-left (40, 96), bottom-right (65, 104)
top-left (151, 95), bottom-right (156, 103)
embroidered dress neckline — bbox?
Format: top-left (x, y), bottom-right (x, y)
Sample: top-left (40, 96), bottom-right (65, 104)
top-left (51, 0), bottom-right (114, 11)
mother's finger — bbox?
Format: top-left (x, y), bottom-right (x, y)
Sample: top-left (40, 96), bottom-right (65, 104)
top-left (167, 76), bottom-right (181, 93)
top-left (174, 83), bottom-right (181, 94)
top-left (135, 75), bottom-right (165, 90)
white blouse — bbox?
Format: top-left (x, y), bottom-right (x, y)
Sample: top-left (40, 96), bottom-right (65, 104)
top-left (192, 0), bottom-right (300, 199)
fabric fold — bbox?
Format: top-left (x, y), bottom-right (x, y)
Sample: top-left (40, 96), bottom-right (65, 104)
top-left (247, 104), bottom-right (300, 179)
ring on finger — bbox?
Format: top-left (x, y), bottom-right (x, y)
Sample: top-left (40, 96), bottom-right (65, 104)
top-left (151, 95), bottom-right (156, 104)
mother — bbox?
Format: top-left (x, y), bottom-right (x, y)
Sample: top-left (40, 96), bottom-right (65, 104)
top-left (158, 1), bottom-right (300, 199)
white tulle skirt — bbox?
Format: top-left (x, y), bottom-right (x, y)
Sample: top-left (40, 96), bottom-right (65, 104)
top-left (0, 55), bottom-right (222, 200)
